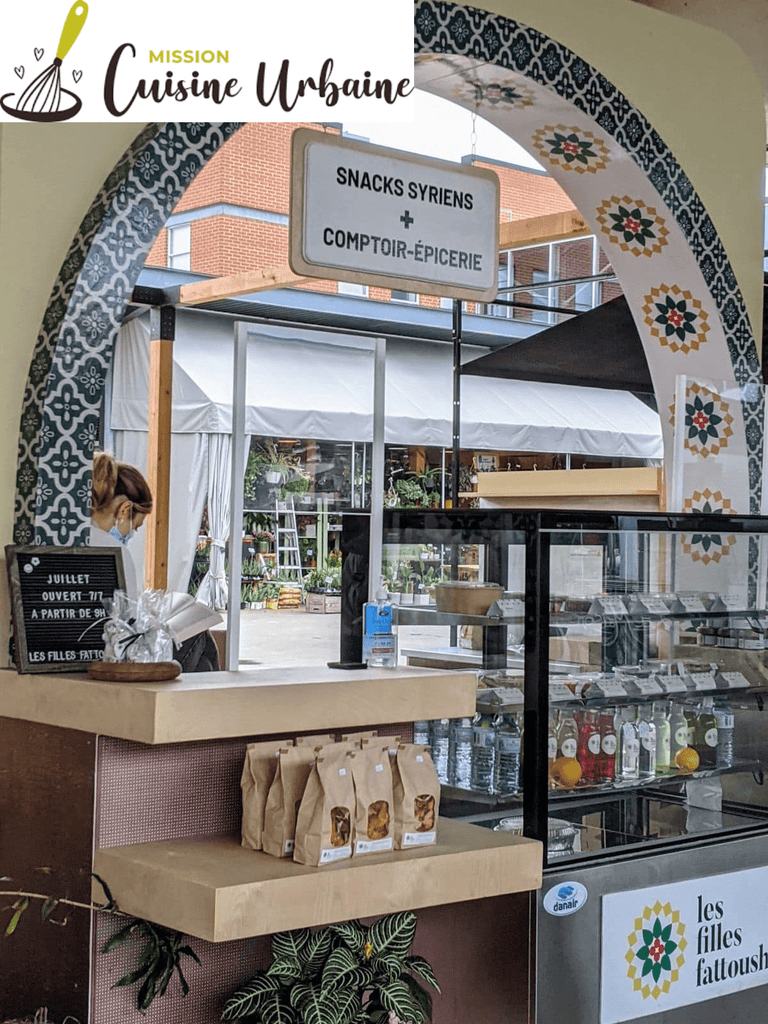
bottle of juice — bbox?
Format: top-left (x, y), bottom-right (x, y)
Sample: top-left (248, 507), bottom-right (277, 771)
top-left (597, 707), bottom-right (617, 782)
top-left (694, 698), bottom-right (718, 769)
top-left (577, 709), bottom-right (600, 785)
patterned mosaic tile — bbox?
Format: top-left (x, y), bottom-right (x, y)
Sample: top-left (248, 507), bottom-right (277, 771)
top-left (642, 285), bottom-right (710, 355)
top-left (531, 124), bottom-right (611, 174)
top-left (595, 196), bottom-right (669, 257)
top-left (680, 489), bottom-right (737, 565)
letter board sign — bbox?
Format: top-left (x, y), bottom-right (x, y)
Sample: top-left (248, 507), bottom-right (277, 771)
top-left (289, 128), bottom-right (500, 301)
top-left (6, 545), bottom-right (125, 673)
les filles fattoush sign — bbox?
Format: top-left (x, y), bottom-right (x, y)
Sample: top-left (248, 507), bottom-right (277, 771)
top-left (289, 128), bottom-right (501, 303)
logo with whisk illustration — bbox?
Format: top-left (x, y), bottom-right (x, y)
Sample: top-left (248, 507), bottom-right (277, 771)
top-left (2, 1), bottom-right (88, 121)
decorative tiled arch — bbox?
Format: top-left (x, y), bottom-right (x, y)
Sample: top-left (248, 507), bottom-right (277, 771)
top-left (414, 0), bottom-right (764, 515)
top-left (12, 4), bottom-right (765, 546)
top-left (14, 122), bottom-right (243, 545)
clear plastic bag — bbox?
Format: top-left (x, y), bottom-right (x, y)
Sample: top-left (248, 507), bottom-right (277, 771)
top-left (102, 589), bottom-right (174, 663)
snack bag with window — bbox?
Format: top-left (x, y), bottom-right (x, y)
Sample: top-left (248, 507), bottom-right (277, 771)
top-left (294, 746), bottom-right (355, 866)
top-left (348, 746), bottom-right (394, 856)
top-left (393, 744), bottom-right (440, 849)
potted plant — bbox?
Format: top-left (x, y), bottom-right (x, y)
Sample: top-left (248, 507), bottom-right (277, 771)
top-left (255, 530), bottom-right (274, 553)
top-left (221, 912), bottom-right (439, 1024)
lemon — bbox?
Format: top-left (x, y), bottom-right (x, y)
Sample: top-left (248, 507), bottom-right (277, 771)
top-left (551, 756), bottom-right (582, 789)
top-left (674, 747), bottom-right (699, 774)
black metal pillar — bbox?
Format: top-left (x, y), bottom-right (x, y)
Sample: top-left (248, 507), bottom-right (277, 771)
top-left (523, 518), bottom-right (550, 862)
top-left (451, 299), bottom-right (462, 509)
top-left (328, 513), bottom-right (369, 669)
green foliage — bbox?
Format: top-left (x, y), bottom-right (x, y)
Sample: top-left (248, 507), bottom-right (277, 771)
top-left (221, 912), bottom-right (438, 1024)
top-left (101, 918), bottom-right (201, 1013)
top-left (303, 567), bottom-right (342, 594)
top-left (393, 477), bottom-right (427, 508)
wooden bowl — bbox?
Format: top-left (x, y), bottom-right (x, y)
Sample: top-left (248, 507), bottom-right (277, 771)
top-left (434, 582), bottom-right (503, 615)
top-left (87, 660), bottom-right (182, 683)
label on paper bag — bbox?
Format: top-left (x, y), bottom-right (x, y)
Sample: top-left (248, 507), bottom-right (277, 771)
top-left (402, 830), bottom-right (436, 847)
top-left (319, 845), bottom-right (352, 864)
top-left (355, 836), bottom-right (394, 855)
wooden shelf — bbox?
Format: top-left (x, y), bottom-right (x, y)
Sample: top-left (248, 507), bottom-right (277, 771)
top-left (0, 666), bottom-right (476, 745)
top-left (476, 466), bottom-right (664, 512)
top-left (92, 819), bottom-right (542, 942)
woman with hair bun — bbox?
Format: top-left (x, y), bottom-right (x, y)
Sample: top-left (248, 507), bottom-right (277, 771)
top-left (90, 451), bottom-right (153, 598)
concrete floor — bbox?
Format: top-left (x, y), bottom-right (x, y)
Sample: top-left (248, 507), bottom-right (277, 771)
top-left (223, 608), bottom-right (453, 669)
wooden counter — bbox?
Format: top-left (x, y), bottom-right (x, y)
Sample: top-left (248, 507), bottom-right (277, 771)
top-left (92, 819), bottom-right (542, 941)
top-left (0, 665), bottom-right (476, 744)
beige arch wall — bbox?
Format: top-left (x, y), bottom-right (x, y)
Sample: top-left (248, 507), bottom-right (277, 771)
top-left (0, 0), bottom-right (765, 652)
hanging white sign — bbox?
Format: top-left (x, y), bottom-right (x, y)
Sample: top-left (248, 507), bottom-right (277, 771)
top-left (601, 866), bottom-right (768, 1023)
top-left (289, 128), bottom-right (500, 301)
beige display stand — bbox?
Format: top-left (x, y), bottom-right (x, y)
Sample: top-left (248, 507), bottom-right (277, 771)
top-left (0, 665), bottom-right (542, 1023)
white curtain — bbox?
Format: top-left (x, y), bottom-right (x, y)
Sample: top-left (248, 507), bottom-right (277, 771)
top-left (196, 433), bottom-right (250, 611)
top-left (114, 429), bottom-right (210, 593)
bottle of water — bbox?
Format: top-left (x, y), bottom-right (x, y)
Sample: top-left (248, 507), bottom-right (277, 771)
top-left (449, 717), bottom-right (474, 789)
top-left (637, 705), bottom-right (657, 780)
top-left (413, 720), bottom-right (430, 747)
top-left (493, 713), bottom-right (521, 795)
top-left (429, 719), bottom-right (450, 783)
top-left (714, 700), bottom-right (735, 768)
top-left (470, 713), bottom-right (497, 793)
top-left (617, 706), bottom-right (639, 781)
top-left (653, 701), bottom-right (671, 772)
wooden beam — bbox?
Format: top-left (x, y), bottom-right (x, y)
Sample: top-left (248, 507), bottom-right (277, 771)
top-left (144, 307), bottom-right (174, 590)
top-left (498, 209), bottom-right (590, 251)
top-left (178, 265), bottom-right (309, 306)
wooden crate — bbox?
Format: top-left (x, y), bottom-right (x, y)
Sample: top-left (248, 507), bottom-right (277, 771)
top-left (306, 592), bottom-right (341, 614)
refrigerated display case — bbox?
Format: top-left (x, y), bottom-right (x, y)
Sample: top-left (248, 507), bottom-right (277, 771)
top-left (366, 508), bottom-right (768, 1024)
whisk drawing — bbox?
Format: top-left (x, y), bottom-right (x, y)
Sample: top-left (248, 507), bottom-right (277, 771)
top-left (1, 1), bottom-right (89, 121)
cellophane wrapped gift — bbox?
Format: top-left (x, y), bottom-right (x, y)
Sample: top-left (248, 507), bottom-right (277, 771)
top-left (102, 589), bottom-right (174, 663)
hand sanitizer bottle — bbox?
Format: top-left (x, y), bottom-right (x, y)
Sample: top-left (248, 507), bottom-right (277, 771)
top-left (362, 589), bottom-right (398, 668)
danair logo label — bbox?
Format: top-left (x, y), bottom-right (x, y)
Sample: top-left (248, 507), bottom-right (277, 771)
top-left (543, 880), bottom-right (588, 917)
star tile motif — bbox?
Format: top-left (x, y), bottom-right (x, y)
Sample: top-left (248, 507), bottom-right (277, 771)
top-left (642, 284), bottom-right (710, 354)
top-left (680, 489), bottom-right (736, 565)
top-left (531, 125), bottom-right (610, 173)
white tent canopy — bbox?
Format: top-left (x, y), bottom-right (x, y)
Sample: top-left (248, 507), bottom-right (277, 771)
top-left (109, 312), bottom-right (662, 593)
top-left (112, 312), bottom-right (663, 458)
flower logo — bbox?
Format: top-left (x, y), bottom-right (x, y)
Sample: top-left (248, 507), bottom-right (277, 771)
top-left (625, 901), bottom-right (686, 1000)
top-left (450, 71), bottom-right (535, 112)
top-left (680, 489), bottom-right (737, 565)
top-left (596, 196), bottom-right (669, 257)
top-left (532, 125), bottom-right (610, 173)
top-left (642, 285), bottom-right (710, 354)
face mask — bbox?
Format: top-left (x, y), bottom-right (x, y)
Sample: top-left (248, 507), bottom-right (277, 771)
top-left (109, 525), bottom-right (135, 546)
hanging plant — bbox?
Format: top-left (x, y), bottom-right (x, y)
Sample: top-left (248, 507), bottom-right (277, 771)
top-left (221, 911), bottom-right (439, 1024)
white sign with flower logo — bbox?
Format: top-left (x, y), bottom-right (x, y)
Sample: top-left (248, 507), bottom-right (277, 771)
top-left (601, 867), bottom-right (768, 1023)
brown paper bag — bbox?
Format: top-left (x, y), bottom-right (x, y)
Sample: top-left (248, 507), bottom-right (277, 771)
top-left (362, 735), bottom-right (402, 766)
top-left (262, 745), bottom-right (316, 858)
top-left (294, 747), bottom-right (355, 866)
top-left (240, 738), bottom-right (294, 850)
top-left (348, 747), bottom-right (394, 856)
top-left (340, 730), bottom-right (378, 748)
top-left (393, 744), bottom-right (440, 849)
top-left (295, 733), bottom-right (335, 747)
